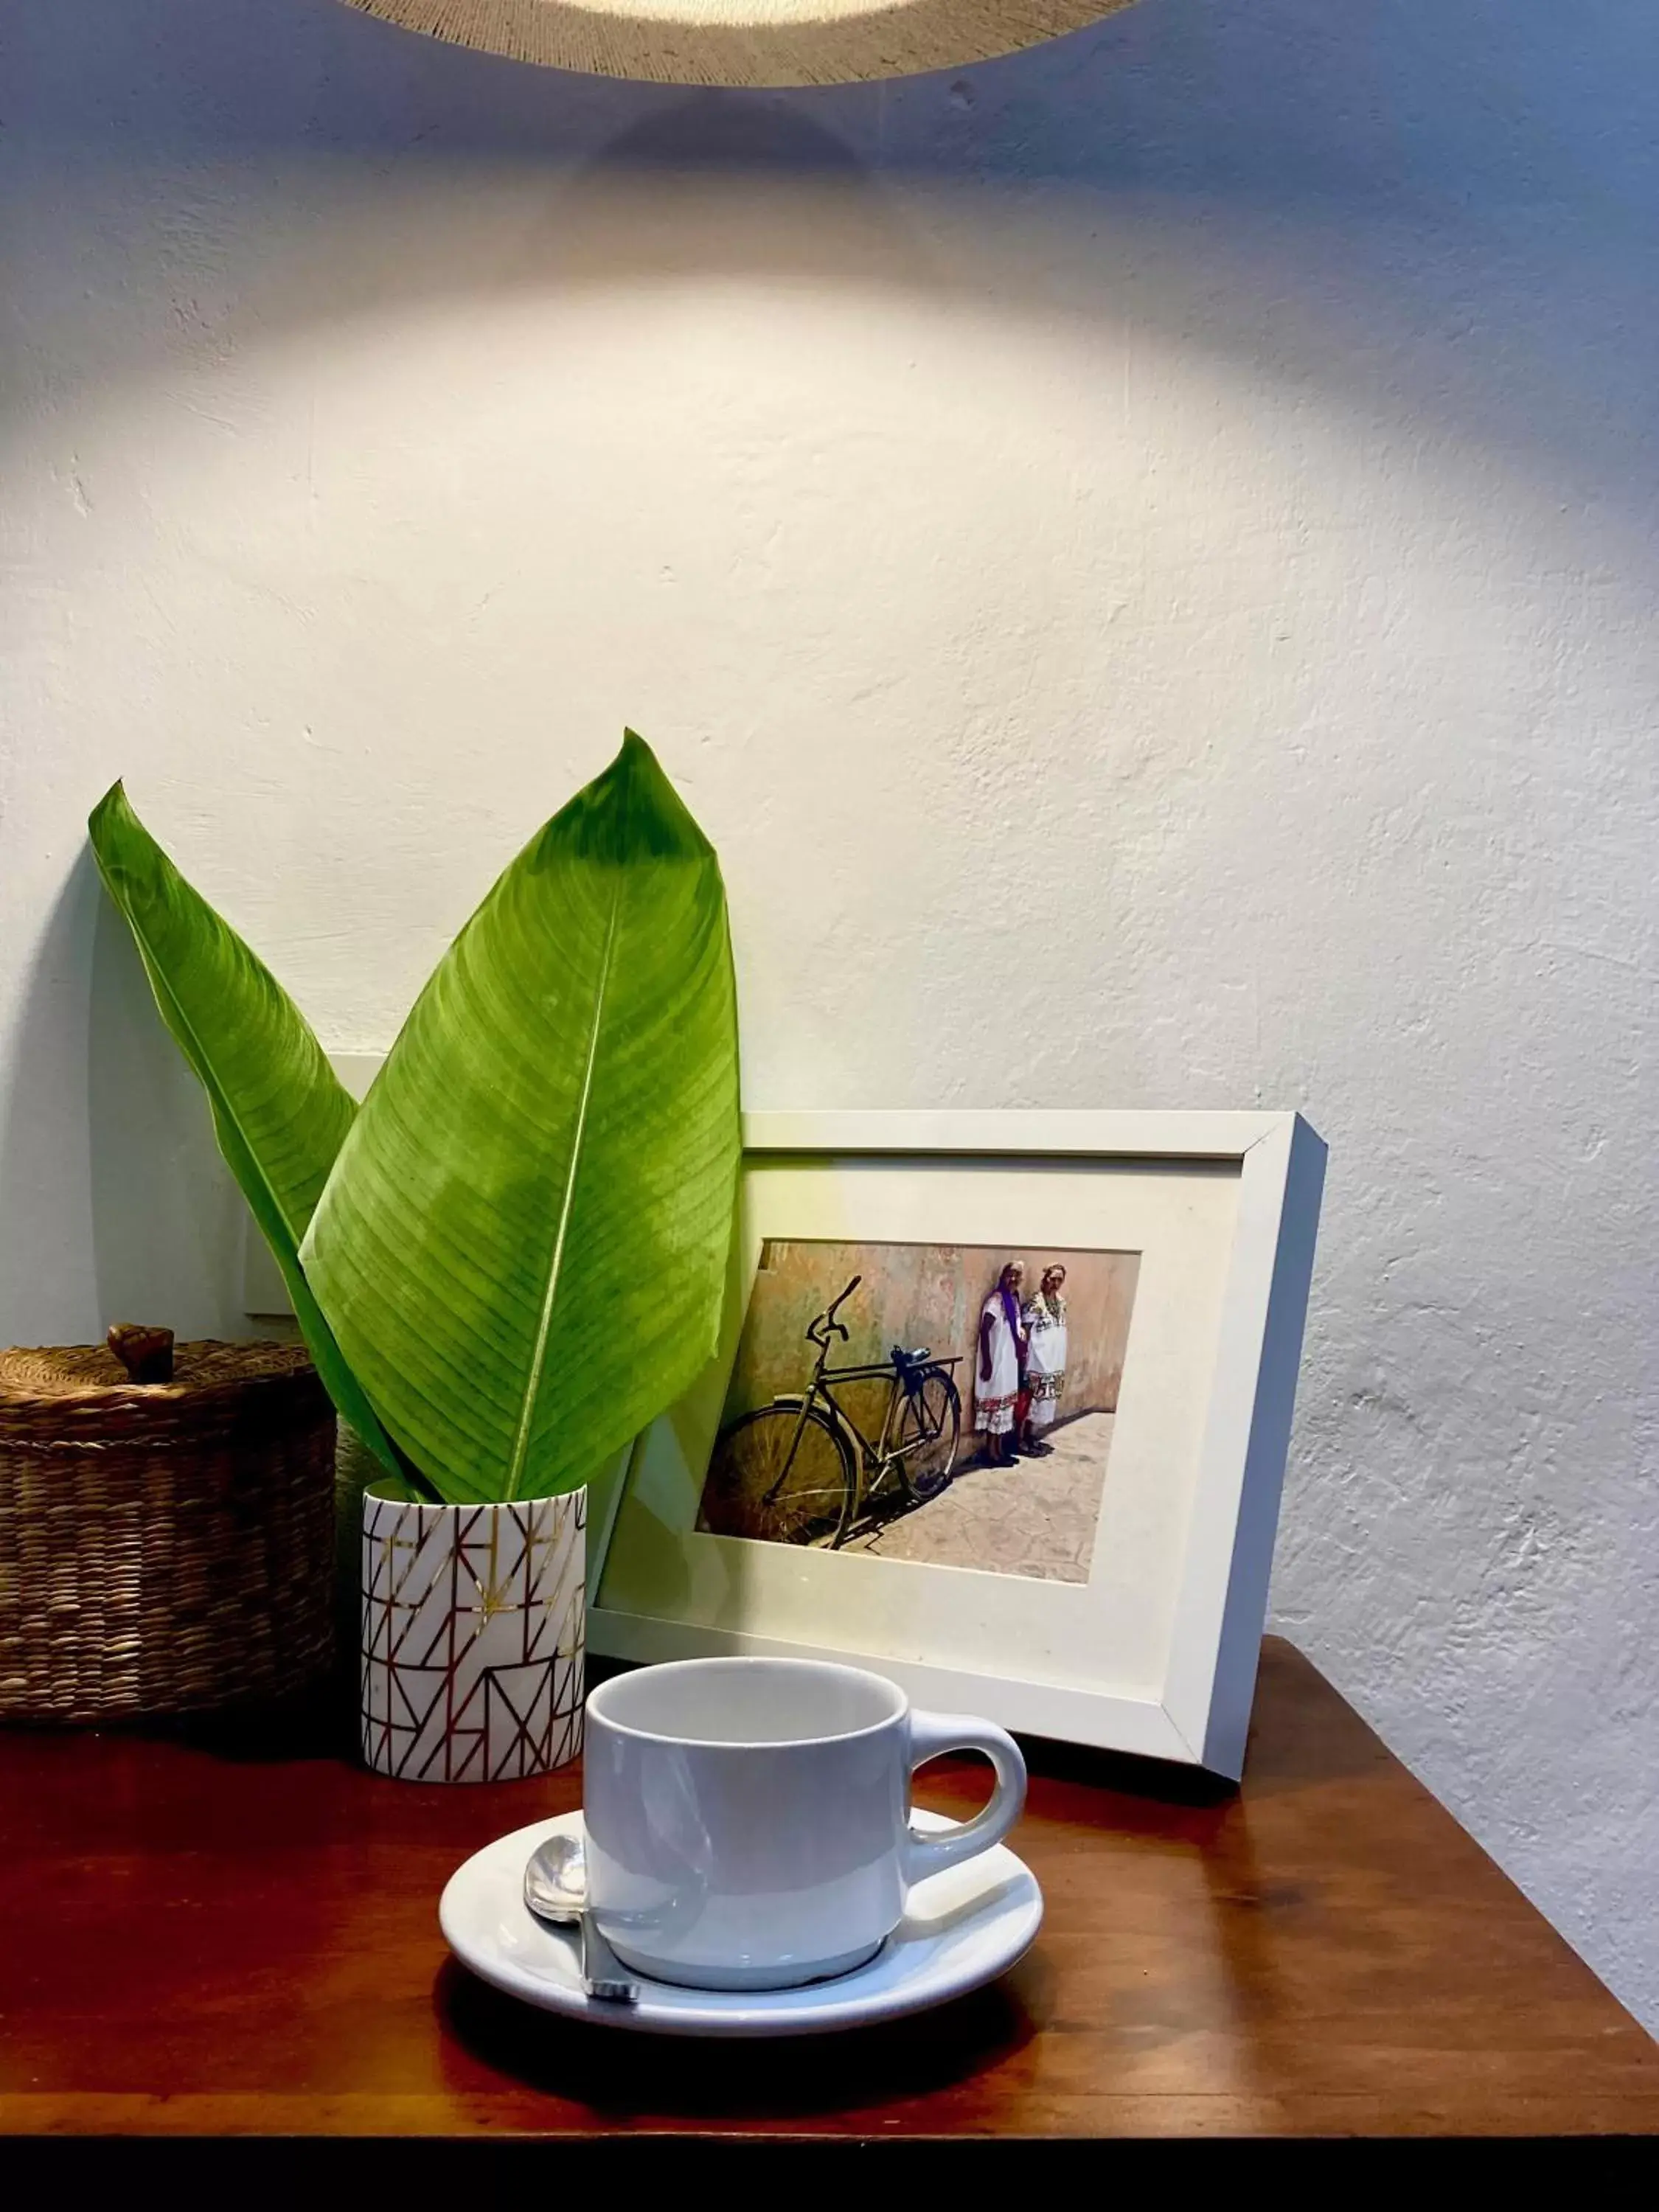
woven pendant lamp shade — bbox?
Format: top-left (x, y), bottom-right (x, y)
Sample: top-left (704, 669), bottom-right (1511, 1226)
top-left (340, 0), bottom-right (1141, 88)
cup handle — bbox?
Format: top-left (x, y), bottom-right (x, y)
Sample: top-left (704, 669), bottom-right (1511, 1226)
top-left (901, 1708), bottom-right (1027, 1884)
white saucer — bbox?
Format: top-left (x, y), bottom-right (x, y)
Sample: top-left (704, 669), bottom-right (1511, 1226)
top-left (439, 1808), bottom-right (1043, 2038)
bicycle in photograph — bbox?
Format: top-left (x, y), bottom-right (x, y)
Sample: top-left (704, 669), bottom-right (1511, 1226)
top-left (703, 1276), bottom-right (962, 1548)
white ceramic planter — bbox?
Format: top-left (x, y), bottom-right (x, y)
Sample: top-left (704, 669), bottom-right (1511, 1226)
top-left (361, 1486), bottom-right (585, 1782)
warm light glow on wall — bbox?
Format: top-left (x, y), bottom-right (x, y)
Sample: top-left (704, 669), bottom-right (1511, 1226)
top-left (340, 0), bottom-right (1141, 87)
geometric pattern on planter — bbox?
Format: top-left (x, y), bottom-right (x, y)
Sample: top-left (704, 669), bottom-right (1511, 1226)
top-left (361, 1488), bottom-right (585, 1782)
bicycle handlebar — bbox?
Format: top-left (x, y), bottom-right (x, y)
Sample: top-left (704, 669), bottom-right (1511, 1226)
top-left (807, 1275), bottom-right (863, 1348)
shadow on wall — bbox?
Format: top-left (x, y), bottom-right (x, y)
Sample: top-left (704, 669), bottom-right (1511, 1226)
top-left (16, 0), bottom-right (1659, 204)
top-left (3, 0), bottom-right (1655, 1340)
top-left (86, 895), bottom-right (248, 1340)
top-left (2, 0), bottom-right (1655, 1346)
top-left (0, 849), bottom-right (246, 1346)
top-left (5, 0), bottom-right (1657, 521)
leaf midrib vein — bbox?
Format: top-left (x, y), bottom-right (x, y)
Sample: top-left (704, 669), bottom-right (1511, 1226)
top-left (504, 863), bottom-right (625, 1501)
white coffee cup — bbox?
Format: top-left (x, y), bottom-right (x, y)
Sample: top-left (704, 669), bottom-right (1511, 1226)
top-left (582, 1655), bottom-right (1027, 1991)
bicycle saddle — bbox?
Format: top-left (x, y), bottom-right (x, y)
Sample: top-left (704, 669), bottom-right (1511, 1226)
top-left (890, 1344), bottom-right (932, 1369)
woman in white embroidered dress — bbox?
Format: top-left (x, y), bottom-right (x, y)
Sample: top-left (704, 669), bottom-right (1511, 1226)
top-left (974, 1260), bottom-right (1026, 1467)
top-left (1020, 1264), bottom-right (1068, 1456)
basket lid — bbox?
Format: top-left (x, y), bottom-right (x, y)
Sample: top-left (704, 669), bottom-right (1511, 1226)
top-left (0, 1338), bottom-right (329, 1447)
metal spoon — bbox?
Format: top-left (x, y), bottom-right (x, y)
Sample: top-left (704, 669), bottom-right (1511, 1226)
top-left (523, 1833), bottom-right (639, 2004)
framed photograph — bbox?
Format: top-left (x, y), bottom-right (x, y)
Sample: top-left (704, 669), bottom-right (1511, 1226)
top-left (593, 1111), bottom-right (1326, 1779)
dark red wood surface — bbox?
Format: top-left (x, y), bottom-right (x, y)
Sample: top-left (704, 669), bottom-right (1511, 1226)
top-left (1, 1638), bottom-right (1654, 2138)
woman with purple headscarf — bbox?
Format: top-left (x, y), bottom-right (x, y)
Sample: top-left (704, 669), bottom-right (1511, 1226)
top-left (974, 1260), bottom-right (1026, 1467)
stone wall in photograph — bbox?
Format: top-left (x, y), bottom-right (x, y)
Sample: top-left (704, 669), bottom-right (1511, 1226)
top-left (721, 1239), bottom-right (1141, 1433)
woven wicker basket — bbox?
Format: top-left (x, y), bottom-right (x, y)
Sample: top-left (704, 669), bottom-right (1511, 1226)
top-left (0, 1338), bottom-right (336, 1724)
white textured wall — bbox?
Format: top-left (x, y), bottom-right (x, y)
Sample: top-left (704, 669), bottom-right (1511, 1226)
top-left (3, 0), bottom-right (1655, 2026)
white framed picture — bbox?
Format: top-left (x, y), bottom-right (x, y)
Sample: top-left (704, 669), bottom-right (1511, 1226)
top-left (592, 1111), bottom-right (1326, 1779)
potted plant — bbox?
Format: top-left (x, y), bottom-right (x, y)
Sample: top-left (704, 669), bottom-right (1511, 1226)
top-left (88, 734), bottom-right (740, 1781)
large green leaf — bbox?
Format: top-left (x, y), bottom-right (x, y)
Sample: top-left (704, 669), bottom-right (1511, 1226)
top-left (87, 782), bottom-right (403, 1479)
top-left (299, 732), bottom-right (741, 1511)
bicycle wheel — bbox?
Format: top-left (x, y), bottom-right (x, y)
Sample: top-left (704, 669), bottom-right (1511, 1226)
top-left (698, 1404), bottom-right (857, 1548)
top-left (894, 1368), bottom-right (961, 1503)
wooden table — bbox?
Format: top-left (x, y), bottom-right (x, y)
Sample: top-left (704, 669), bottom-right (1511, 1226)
top-left (1, 1638), bottom-right (1655, 2142)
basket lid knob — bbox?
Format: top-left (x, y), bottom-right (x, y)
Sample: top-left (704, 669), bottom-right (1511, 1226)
top-left (106, 1324), bottom-right (175, 1384)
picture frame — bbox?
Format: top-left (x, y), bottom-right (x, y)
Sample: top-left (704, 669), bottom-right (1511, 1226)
top-left (591, 1111), bottom-right (1326, 1780)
